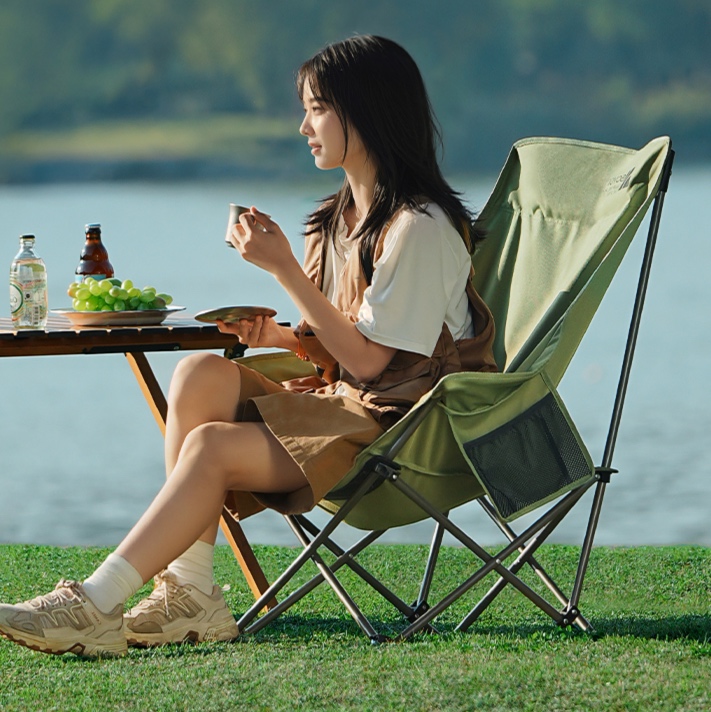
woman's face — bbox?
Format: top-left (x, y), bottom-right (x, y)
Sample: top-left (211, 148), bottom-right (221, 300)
top-left (299, 79), bottom-right (367, 174)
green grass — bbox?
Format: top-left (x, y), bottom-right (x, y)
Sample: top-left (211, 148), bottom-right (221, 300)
top-left (1, 544), bottom-right (710, 711)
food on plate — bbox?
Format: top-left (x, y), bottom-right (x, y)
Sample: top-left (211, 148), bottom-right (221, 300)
top-left (67, 277), bottom-right (174, 312)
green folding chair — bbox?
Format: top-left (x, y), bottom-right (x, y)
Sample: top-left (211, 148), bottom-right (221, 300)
top-left (229, 135), bottom-right (674, 641)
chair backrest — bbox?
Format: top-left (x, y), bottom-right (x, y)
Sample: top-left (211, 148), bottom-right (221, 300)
top-left (472, 136), bottom-right (671, 382)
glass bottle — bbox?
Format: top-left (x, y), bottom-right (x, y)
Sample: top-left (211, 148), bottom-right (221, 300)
top-left (9, 233), bottom-right (48, 329)
top-left (75, 223), bottom-right (114, 282)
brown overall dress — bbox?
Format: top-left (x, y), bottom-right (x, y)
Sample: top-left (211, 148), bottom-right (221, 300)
top-left (224, 223), bottom-right (497, 520)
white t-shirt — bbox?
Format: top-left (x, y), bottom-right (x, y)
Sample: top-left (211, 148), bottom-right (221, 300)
top-left (321, 203), bottom-right (474, 357)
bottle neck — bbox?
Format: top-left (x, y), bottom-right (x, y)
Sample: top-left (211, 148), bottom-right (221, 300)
top-left (16, 238), bottom-right (38, 258)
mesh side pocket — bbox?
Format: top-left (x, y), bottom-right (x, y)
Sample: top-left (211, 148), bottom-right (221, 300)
top-left (462, 393), bottom-right (593, 520)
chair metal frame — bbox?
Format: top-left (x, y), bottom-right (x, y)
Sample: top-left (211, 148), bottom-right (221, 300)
top-left (235, 142), bottom-right (675, 642)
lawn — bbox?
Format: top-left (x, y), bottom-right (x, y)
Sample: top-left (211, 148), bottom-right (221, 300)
top-left (0, 544), bottom-right (709, 711)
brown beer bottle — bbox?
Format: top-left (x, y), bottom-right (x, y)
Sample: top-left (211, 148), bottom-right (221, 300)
top-left (75, 223), bottom-right (114, 282)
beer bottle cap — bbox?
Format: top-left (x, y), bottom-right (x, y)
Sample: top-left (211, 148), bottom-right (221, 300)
top-left (20, 233), bottom-right (36, 240)
top-left (85, 223), bottom-right (101, 231)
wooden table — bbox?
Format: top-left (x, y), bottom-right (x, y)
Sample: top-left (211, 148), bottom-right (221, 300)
top-left (0, 312), bottom-right (275, 608)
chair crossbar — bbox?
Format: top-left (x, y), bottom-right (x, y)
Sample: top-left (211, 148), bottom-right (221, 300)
top-left (240, 525), bottom-right (384, 636)
top-left (477, 497), bottom-right (586, 615)
top-left (458, 498), bottom-right (591, 632)
top-left (285, 515), bottom-right (383, 641)
top-left (392, 475), bottom-right (596, 639)
top-left (237, 465), bottom-right (385, 631)
top-left (294, 515), bottom-right (416, 617)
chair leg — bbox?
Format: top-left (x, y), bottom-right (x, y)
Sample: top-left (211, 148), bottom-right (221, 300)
top-left (466, 497), bottom-right (591, 631)
top-left (458, 505), bottom-right (591, 632)
top-left (294, 515), bottom-right (417, 618)
top-left (391, 479), bottom-right (597, 639)
top-left (237, 466), bottom-right (385, 635)
top-left (286, 516), bottom-right (386, 642)
top-left (412, 518), bottom-right (447, 617)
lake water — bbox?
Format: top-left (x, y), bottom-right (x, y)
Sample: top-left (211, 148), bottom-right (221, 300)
top-left (0, 166), bottom-right (709, 550)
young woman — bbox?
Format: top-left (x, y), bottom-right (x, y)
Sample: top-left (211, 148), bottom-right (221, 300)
top-left (0, 35), bottom-right (496, 658)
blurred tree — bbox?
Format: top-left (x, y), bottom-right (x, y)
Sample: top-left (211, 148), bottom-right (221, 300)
top-left (0, 0), bottom-right (709, 174)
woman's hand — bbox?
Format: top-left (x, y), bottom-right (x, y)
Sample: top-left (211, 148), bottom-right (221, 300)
top-left (228, 207), bottom-right (300, 280)
top-left (216, 315), bottom-right (295, 350)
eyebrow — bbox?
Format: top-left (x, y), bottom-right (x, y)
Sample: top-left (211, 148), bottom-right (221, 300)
top-left (303, 94), bottom-right (328, 105)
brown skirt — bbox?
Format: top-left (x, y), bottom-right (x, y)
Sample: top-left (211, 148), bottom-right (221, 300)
top-left (223, 363), bottom-right (384, 521)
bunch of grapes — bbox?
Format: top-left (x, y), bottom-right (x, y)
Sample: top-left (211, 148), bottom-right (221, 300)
top-left (67, 277), bottom-right (174, 312)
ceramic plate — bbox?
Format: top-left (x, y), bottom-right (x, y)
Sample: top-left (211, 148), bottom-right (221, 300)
top-left (51, 306), bottom-right (185, 327)
top-left (193, 306), bottom-right (277, 323)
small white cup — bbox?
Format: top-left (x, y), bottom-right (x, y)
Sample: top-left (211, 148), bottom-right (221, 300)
top-left (225, 203), bottom-right (250, 248)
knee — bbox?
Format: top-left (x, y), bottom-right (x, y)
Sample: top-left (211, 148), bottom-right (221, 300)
top-left (169, 352), bottom-right (238, 403)
top-left (179, 422), bottom-right (231, 479)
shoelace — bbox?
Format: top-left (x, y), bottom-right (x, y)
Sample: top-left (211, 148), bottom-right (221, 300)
top-left (134, 572), bottom-right (180, 618)
top-left (30, 580), bottom-right (82, 611)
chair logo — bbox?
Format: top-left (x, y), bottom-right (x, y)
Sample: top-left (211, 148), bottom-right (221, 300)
top-left (604, 168), bottom-right (634, 193)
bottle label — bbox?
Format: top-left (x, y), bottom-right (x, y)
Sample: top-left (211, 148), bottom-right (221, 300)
top-left (10, 263), bottom-right (48, 328)
top-left (9, 281), bottom-right (23, 314)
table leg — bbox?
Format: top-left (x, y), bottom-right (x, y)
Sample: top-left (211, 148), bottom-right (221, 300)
top-left (124, 351), bottom-right (276, 611)
top-left (124, 352), bottom-right (167, 435)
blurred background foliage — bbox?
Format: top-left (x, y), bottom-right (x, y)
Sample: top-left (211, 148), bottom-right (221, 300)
top-left (1, 0), bottom-right (709, 181)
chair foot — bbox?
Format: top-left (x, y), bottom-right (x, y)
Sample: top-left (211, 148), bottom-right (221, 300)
top-left (370, 634), bottom-right (390, 645)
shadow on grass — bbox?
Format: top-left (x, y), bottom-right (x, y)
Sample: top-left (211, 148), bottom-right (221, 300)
top-left (237, 611), bottom-right (711, 646)
top-left (589, 613), bottom-right (711, 642)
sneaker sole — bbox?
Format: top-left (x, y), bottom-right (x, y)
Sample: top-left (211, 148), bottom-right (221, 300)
top-left (0, 628), bottom-right (127, 658)
top-left (126, 616), bottom-right (239, 648)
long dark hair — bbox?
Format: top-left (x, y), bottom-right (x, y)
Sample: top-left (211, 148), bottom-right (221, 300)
top-left (297, 35), bottom-right (484, 284)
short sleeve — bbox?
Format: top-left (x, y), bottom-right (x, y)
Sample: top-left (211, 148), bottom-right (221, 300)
top-left (355, 206), bottom-right (472, 356)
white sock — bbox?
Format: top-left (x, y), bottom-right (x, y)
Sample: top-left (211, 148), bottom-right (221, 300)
top-left (83, 553), bottom-right (144, 614)
top-left (167, 540), bottom-right (215, 596)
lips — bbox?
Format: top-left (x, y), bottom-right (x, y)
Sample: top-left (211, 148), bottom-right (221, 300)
top-left (308, 142), bottom-right (321, 153)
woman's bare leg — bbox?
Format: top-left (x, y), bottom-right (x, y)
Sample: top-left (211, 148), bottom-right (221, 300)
top-left (163, 352), bottom-right (244, 546)
top-left (115, 420), bottom-right (307, 583)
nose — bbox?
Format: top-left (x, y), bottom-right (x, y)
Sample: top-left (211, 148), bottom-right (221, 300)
top-left (299, 114), bottom-right (313, 137)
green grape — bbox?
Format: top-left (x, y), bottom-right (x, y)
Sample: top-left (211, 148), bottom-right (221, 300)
top-left (68, 276), bottom-right (175, 312)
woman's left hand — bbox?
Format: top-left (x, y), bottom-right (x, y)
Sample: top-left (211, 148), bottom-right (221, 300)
top-left (228, 207), bottom-right (299, 279)
top-left (216, 315), bottom-right (288, 349)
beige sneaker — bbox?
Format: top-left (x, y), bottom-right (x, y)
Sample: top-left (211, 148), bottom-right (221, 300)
top-left (0, 580), bottom-right (126, 658)
top-left (124, 570), bottom-right (239, 647)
